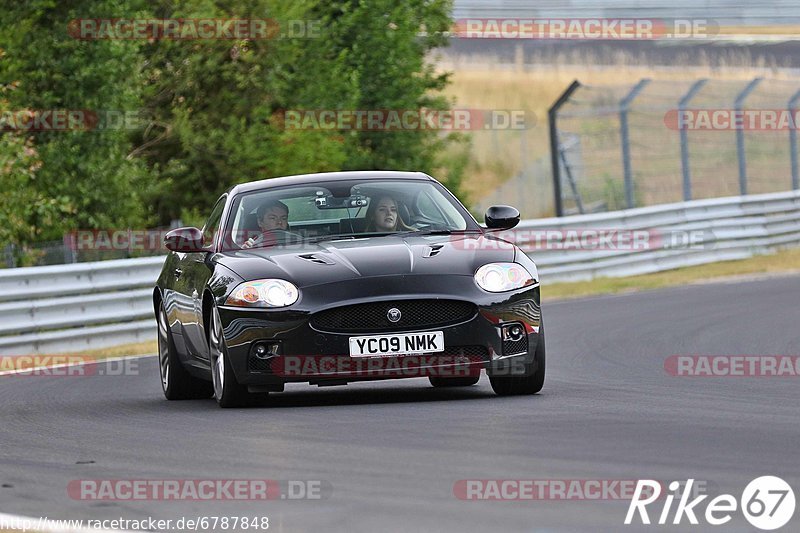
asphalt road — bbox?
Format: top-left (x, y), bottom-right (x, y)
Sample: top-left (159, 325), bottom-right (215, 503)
top-left (1, 275), bottom-right (799, 532)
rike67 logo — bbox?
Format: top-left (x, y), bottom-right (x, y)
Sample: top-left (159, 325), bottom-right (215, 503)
top-left (625, 477), bottom-right (795, 530)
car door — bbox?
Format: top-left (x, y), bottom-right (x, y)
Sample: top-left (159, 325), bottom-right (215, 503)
top-left (182, 195), bottom-right (227, 363)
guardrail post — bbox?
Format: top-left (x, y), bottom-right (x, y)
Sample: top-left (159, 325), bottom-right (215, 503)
top-left (548, 80), bottom-right (581, 217)
top-left (789, 89), bottom-right (800, 191)
top-left (678, 79), bottom-right (707, 201)
top-left (735, 78), bottom-right (762, 196)
top-left (620, 79), bottom-right (651, 209)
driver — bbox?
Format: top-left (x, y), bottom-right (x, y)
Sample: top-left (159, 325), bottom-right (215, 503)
top-left (242, 200), bottom-right (289, 249)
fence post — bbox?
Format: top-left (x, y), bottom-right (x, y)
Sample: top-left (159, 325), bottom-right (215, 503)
top-left (678, 79), bottom-right (707, 201)
top-left (620, 79), bottom-right (651, 209)
top-left (62, 233), bottom-right (77, 264)
top-left (559, 143), bottom-right (584, 214)
top-left (548, 80), bottom-right (581, 217)
top-left (4, 244), bottom-right (15, 268)
top-left (789, 89), bottom-right (800, 191)
top-left (735, 78), bottom-right (762, 196)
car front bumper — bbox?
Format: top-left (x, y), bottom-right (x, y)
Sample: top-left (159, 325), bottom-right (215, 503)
top-left (217, 275), bottom-right (541, 388)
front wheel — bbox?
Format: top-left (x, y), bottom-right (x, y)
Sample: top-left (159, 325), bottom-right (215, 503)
top-left (489, 323), bottom-right (546, 396)
top-left (156, 302), bottom-right (213, 400)
top-left (208, 304), bottom-right (268, 408)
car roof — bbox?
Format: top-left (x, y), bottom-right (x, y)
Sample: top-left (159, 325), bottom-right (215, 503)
top-left (228, 171), bottom-right (435, 195)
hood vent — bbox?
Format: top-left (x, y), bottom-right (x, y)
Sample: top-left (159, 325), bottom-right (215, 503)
top-left (298, 253), bottom-right (334, 265)
top-left (423, 244), bottom-right (444, 258)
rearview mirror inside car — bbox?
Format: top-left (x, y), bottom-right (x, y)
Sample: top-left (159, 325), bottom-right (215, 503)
top-left (315, 193), bottom-right (368, 209)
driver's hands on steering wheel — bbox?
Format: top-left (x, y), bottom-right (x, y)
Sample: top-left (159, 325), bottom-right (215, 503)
top-left (242, 229), bottom-right (302, 249)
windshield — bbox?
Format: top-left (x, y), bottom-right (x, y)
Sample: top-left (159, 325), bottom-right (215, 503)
top-left (222, 178), bottom-right (479, 250)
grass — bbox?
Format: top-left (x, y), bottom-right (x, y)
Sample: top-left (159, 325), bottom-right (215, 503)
top-left (717, 25), bottom-right (800, 36)
top-left (48, 340), bottom-right (157, 360)
top-left (543, 247), bottom-right (800, 300)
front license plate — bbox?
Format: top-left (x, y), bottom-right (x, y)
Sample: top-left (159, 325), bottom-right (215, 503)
top-left (349, 331), bottom-right (445, 357)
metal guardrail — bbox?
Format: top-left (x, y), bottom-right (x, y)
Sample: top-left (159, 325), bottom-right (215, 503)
top-left (517, 190), bottom-right (800, 282)
top-left (1, 190), bottom-right (799, 355)
top-left (0, 257), bottom-right (164, 355)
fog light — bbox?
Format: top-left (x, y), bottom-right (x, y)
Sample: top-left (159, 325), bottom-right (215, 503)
top-left (502, 323), bottom-right (525, 342)
top-left (252, 342), bottom-right (280, 360)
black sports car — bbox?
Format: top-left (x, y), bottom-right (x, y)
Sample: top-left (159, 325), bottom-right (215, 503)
top-left (154, 171), bottom-right (544, 407)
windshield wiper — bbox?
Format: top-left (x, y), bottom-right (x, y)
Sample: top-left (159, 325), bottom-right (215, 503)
top-left (304, 234), bottom-right (357, 244)
top-left (414, 229), bottom-right (453, 235)
top-left (304, 232), bottom-right (397, 244)
top-left (398, 228), bottom-right (481, 237)
top-left (305, 229), bottom-right (478, 244)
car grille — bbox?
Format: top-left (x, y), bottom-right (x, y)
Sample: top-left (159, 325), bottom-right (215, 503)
top-left (309, 299), bottom-right (477, 333)
top-left (249, 355), bottom-right (273, 373)
top-left (502, 336), bottom-right (528, 356)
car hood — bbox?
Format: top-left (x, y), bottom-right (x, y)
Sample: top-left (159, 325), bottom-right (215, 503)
top-left (216, 233), bottom-right (516, 287)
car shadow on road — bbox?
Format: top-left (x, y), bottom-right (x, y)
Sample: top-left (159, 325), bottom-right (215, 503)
top-left (254, 380), bottom-right (497, 408)
top-left (138, 382), bottom-right (546, 411)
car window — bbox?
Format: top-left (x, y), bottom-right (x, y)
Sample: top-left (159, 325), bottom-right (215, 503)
top-left (416, 190), bottom-right (447, 224)
top-left (223, 178), bottom-right (475, 250)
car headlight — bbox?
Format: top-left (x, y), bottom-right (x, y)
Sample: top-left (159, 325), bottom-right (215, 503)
top-left (474, 263), bottom-right (535, 292)
top-left (225, 279), bottom-right (299, 307)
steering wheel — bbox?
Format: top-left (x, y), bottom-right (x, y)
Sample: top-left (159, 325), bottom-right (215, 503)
top-left (247, 229), bottom-right (304, 247)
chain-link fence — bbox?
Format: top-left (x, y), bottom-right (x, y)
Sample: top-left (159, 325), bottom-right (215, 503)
top-left (2, 228), bottom-right (177, 268)
top-left (551, 78), bottom-right (800, 216)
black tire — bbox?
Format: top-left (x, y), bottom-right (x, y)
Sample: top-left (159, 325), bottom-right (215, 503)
top-left (208, 304), bottom-right (268, 408)
top-left (156, 302), bottom-right (213, 400)
top-left (489, 323), bottom-right (546, 396)
top-left (429, 376), bottom-right (480, 387)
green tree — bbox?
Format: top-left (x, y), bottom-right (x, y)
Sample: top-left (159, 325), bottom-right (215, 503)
top-left (139, 0), bottom-right (462, 222)
top-left (138, 0), bottom-right (351, 222)
top-left (1, 0), bottom-right (463, 244)
top-left (311, 0), bottom-right (454, 169)
top-left (0, 0), bottom-right (154, 246)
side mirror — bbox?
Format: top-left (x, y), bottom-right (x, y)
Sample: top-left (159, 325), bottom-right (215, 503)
top-left (484, 205), bottom-right (520, 230)
top-left (164, 227), bottom-right (206, 252)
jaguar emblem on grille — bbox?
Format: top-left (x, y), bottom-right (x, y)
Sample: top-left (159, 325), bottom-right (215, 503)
top-left (387, 308), bottom-right (402, 323)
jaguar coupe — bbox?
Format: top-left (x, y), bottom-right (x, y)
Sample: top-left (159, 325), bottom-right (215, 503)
top-left (154, 171), bottom-right (544, 407)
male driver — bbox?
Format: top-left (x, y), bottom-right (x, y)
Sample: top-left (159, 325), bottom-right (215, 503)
top-left (242, 200), bottom-right (289, 248)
